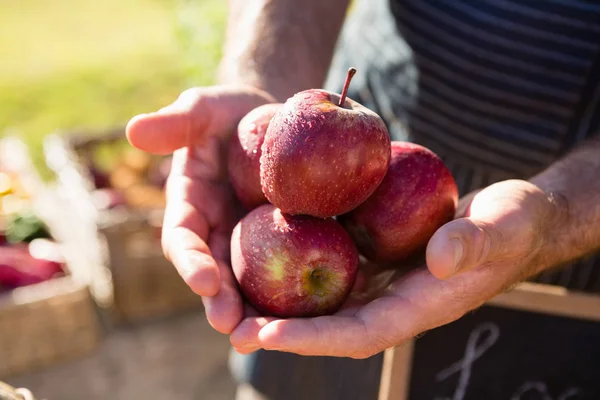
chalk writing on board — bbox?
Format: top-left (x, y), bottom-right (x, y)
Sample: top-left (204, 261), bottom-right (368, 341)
top-left (433, 323), bottom-right (583, 400)
top-left (434, 322), bottom-right (500, 400)
top-left (510, 382), bottom-right (582, 400)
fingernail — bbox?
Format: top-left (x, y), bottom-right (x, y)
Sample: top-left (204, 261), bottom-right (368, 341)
top-left (450, 238), bottom-right (463, 272)
top-left (233, 346), bottom-right (255, 355)
top-left (202, 297), bottom-right (213, 314)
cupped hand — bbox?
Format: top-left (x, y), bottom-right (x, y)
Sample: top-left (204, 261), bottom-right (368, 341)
top-left (126, 85), bottom-right (276, 334)
top-left (230, 179), bottom-right (566, 358)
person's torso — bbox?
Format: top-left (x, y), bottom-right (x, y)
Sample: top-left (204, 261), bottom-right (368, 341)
top-left (325, 0), bottom-right (600, 292)
top-left (389, 0), bottom-right (600, 190)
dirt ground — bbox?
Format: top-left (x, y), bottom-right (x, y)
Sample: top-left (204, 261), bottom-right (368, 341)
top-left (4, 310), bottom-right (237, 400)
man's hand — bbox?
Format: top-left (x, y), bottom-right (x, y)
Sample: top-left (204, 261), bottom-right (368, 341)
top-left (229, 179), bottom-right (566, 358)
top-left (126, 85), bottom-right (275, 334)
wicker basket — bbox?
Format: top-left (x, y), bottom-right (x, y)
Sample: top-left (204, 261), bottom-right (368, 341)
top-left (0, 277), bottom-right (100, 378)
top-left (0, 137), bottom-right (102, 378)
top-left (43, 129), bottom-right (203, 323)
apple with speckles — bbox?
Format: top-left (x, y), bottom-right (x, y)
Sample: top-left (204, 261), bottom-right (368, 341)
top-left (228, 103), bottom-right (283, 210)
top-left (231, 204), bottom-right (359, 318)
top-left (260, 68), bottom-right (391, 218)
top-left (339, 141), bottom-right (458, 265)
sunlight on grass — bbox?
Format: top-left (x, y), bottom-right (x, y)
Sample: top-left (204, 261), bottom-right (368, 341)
top-left (0, 0), bottom-right (178, 80)
top-left (0, 0), bottom-right (227, 177)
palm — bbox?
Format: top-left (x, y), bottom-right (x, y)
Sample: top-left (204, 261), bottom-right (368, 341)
top-left (165, 143), bottom-right (245, 332)
top-left (231, 180), bottom-right (559, 358)
top-left (127, 85), bottom-right (275, 333)
top-left (128, 91), bottom-right (559, 357)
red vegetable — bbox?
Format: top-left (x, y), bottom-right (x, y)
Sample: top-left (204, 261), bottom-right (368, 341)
top-left (0, 244), bottom-right (64, 288)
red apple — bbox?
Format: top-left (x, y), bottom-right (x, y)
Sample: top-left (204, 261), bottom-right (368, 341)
top-left (339, 141), bottom-right (458, 265)
top-left (260, 69), bottom-right (391, 218)
top-left (228, 103), bottom-right (283, 210)
top-left (87, 162), bottom-right (110, 189)
top-left (231, 204), bottom-right (359, 318)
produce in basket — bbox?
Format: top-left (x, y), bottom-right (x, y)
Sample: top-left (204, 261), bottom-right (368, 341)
top-left (0, 213), bottom-right (65, 289)
top-left (0, 169), bottom-right (66, 289)
top-left (86, 160), bottom-right (111, 189)
top-left (4, 211), bottom-right (51, 244)
top-left (0, 241), bottom-right (65, 288)
top-left (78, 142), bottom-right (171, 210)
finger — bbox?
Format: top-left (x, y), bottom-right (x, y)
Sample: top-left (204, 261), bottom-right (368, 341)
top-left (202, 260), bottom-right (244, 334)
top-left (257, 317), bottom-right (370, 357)
top-left (230, 268), bottom-right (370, 350)
top-left (426, 181), bottom-right (549, 280)
top-left (126, 92), bottom-right (207, 154)
top-left (169, 144), bottom-right (236, 231)
top-left (162, 174), bottom-right (221, 297)
top-left (161, 145), bottom-right (237, 295)
top-left (335, 302), bottom-right (363, 316)
top-left (163, 224), bottom-right (221, 297)
top-left (207, 224), bottom-right (237, 267)
top-left (250, 265), bottom-right (511, 358)
top-left (231, 347), bottom-right (257, 356)
top-left (230, 316), bottom-right (278, 353)
top-left (256, 296), bottom-right (409, 358)
top-left (426, 218), bottom-right (496, 280)
top-left (126, 86), bottom-right (277, 154)
top-left (455, 189), bottom-right (482, 218)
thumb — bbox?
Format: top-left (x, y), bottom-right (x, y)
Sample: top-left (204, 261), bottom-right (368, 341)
top-left (126, 89), bottom-right (208, 155)
top-left (426, 218), bottom-right (500, 280)
top-left (126, 85), bottom-right (276, 155)
top-left (425, 180), bottom-right (554, 280)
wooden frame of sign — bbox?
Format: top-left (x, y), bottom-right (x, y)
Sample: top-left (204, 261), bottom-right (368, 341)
top-left (377, 282), bottom-right (600, 400)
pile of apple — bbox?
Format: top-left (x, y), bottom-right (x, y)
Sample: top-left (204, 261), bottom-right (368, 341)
top-left (84, 145), bottom-right (171, 211)
top-left (229, 69), bottom-right (459, 318)
top-left (0, 171), bottom-right (65, 293)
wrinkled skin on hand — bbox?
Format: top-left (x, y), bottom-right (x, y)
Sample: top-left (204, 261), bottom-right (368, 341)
top-left (126, 85), bottom-right (276, 334)
top-left (230, 179), bottom-right (565, 358)
top-left (127, 88), bottom-right (566, 359)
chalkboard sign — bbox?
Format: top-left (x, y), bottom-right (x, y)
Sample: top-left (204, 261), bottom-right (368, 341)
top-left (379, 283), bottom-right (600, 400)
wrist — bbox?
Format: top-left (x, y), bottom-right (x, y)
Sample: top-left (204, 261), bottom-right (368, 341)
top-left (236, 83), bottom-right (279, 106)
top-left (217, 58), bottom-right (310, 103)
top-left (527, 179), bottom-right (572, 273)
top-left (217, 60), bottom-right (282, 102)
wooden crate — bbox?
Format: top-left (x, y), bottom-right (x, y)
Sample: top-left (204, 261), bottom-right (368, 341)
top-left (378, 283), bottom-right (600, 400)
top-left (0, 137), bottom-right (102, 378)
top-left (43, 129), bottom-right (203, 323)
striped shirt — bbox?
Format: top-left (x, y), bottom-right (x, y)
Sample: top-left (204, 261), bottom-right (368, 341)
top-left (230, 2), bottom-right (600, 399)
top-left (325, 0), bottom-right (600, 293)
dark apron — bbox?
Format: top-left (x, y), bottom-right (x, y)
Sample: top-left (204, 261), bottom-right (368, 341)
top-left (230, 0), bottom-right (600, 398)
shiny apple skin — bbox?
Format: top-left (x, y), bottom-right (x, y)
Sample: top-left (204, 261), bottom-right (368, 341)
top-left (339, 142), bottom-right (458, 265)
top-left (261, 90), bottom-right (391, 218)
top-left (231, 204), bottom-right (359, 318)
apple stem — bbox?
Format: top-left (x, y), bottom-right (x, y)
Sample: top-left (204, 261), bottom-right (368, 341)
top-left (339, 67), bottom-right (357, 107)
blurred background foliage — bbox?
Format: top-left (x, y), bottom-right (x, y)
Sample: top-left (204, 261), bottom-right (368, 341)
top-left (0, 0), bottom-right (227, 178)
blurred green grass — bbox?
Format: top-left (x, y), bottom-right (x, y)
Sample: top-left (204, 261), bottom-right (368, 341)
top-left (0, 0), bottom-right (227, 177)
